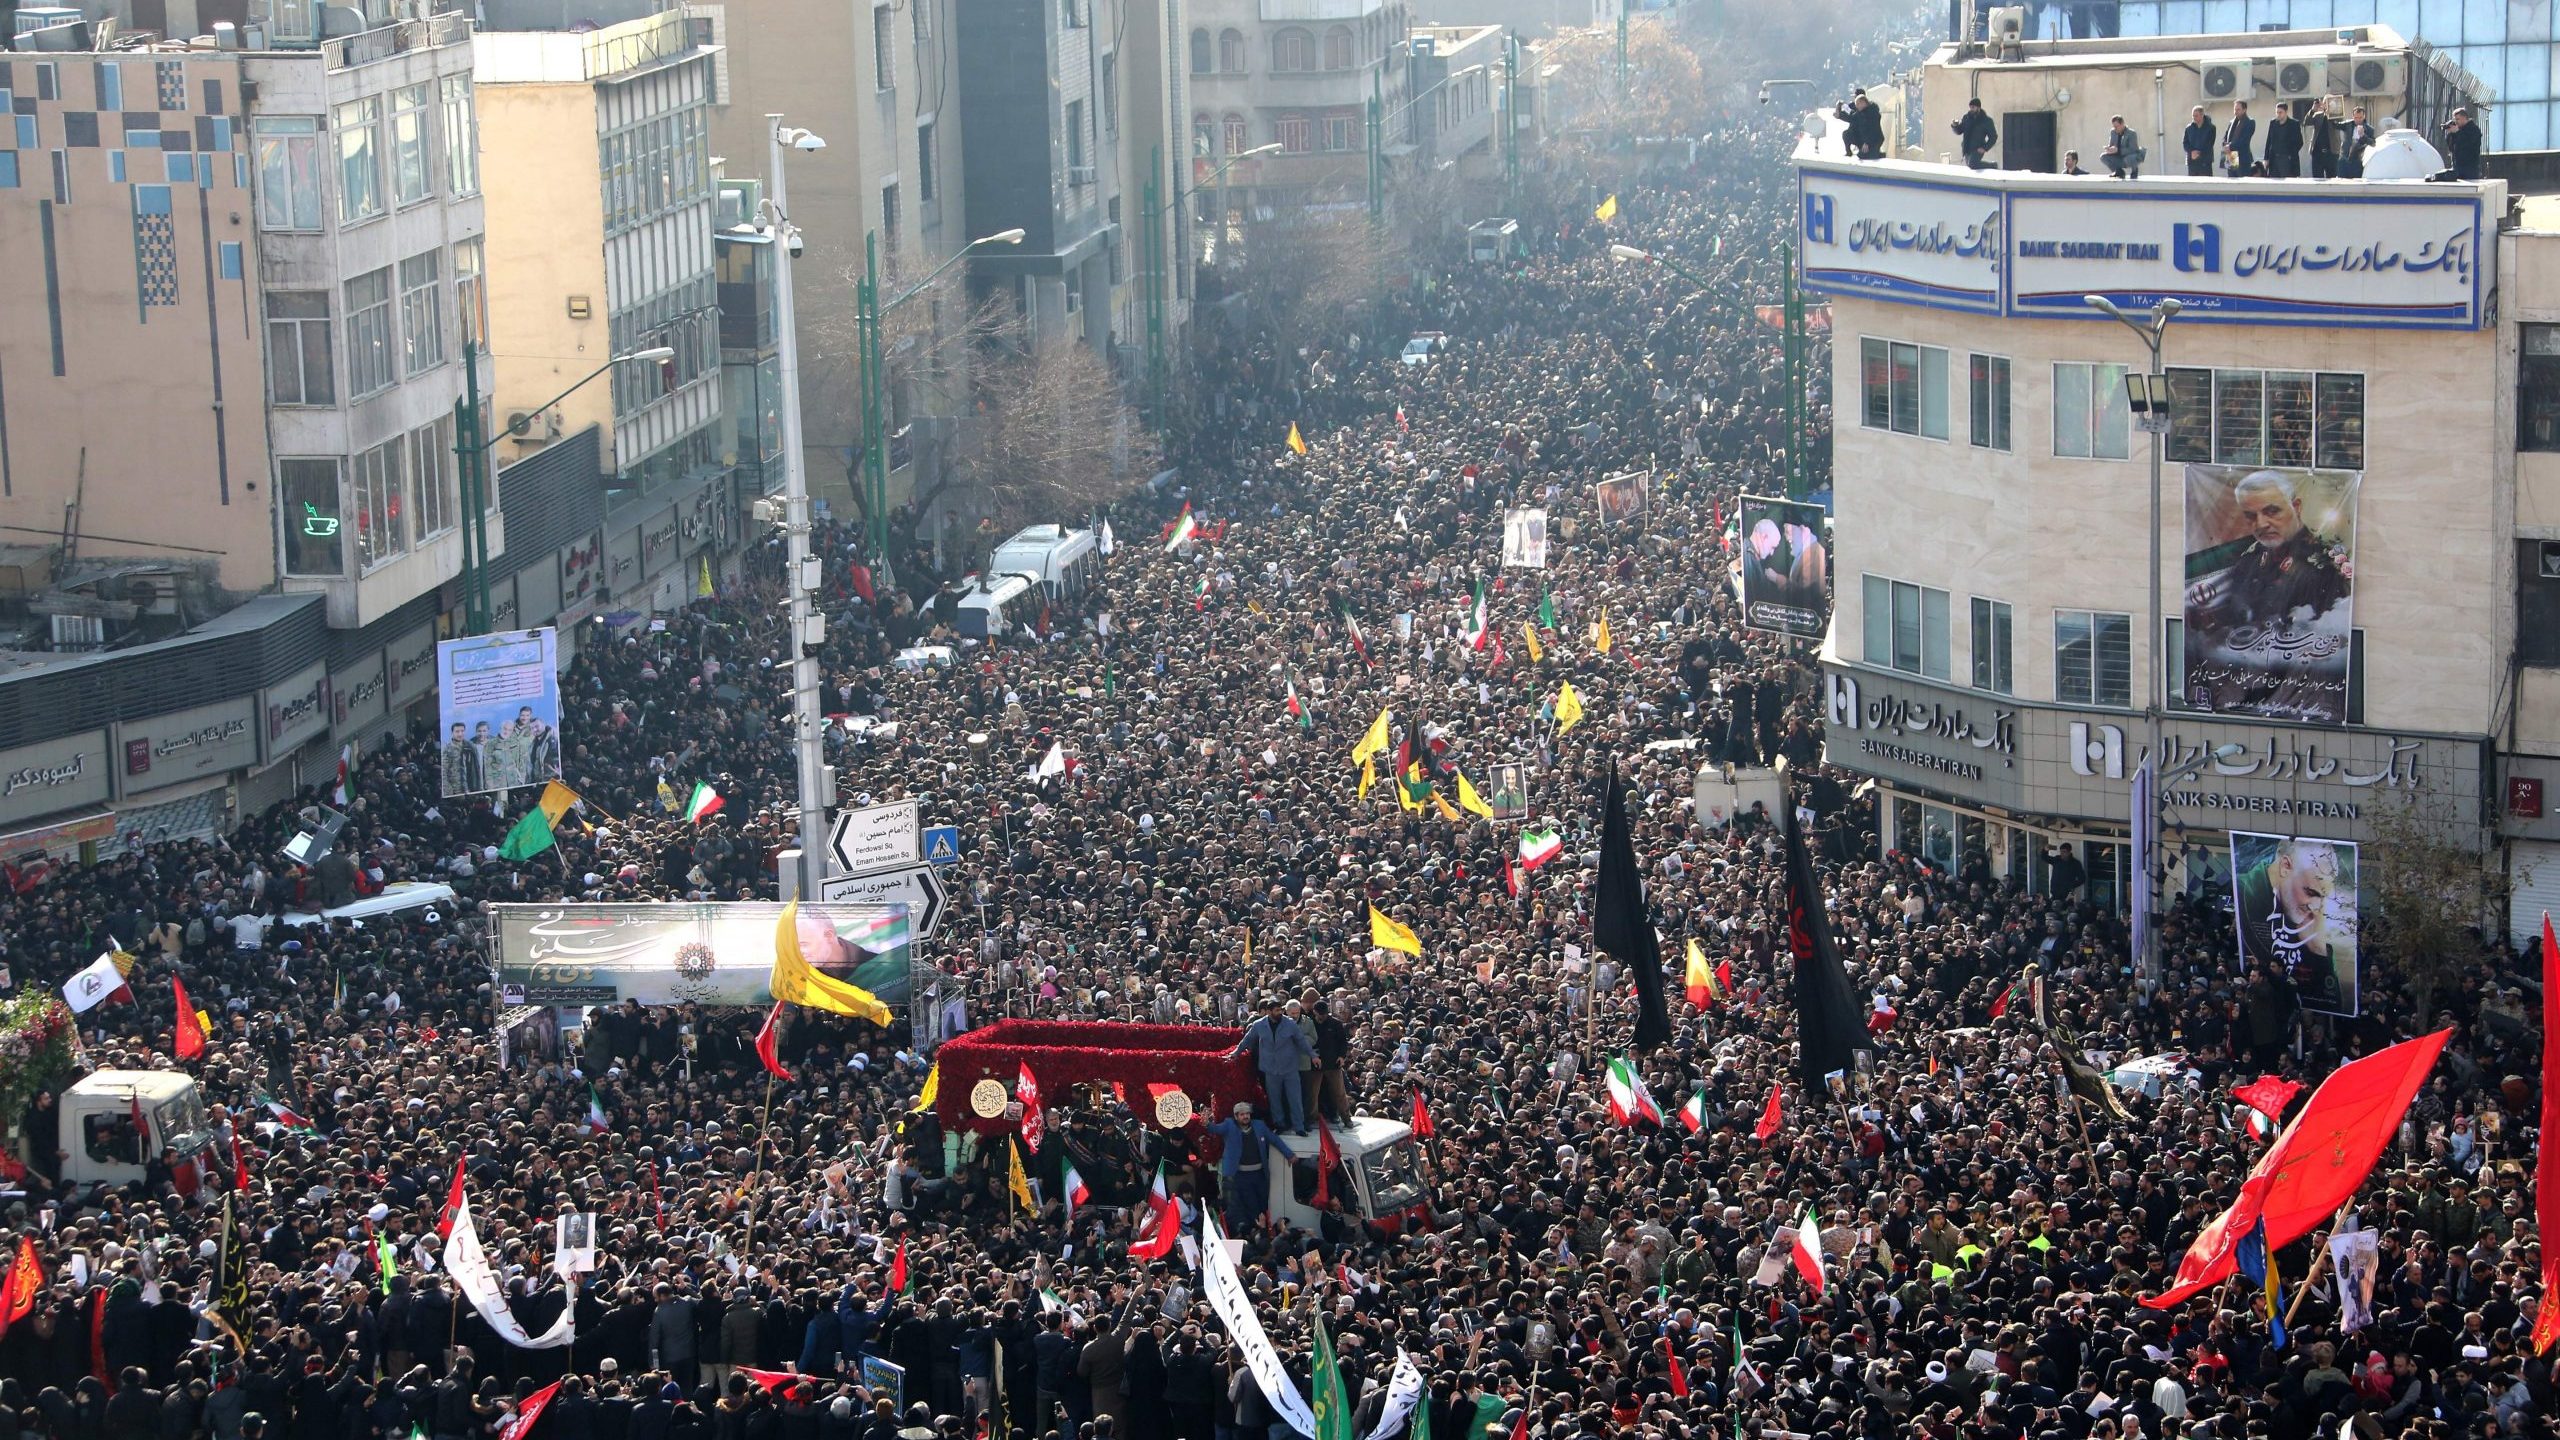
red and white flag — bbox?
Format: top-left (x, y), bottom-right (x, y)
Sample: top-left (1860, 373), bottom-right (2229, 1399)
top-left (1790, 1206), bottom-right (1827, 1295)
top-left (1754, 1083), bottom-right (1784, 1142)
top-left (1016, 1062), bottom-right (1045, 1152)
top-left (1131, 1163), bottom-right (1180, 1260)
top-left (753, 1001), bottom-right (791, 1081)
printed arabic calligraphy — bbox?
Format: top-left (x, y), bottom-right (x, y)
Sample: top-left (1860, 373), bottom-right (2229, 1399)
top-left (1845, 208), bottom-right (2002, 262)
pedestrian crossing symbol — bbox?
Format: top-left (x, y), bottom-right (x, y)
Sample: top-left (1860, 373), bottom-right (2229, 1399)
top-left (922, 825), bottom-right (961, 866)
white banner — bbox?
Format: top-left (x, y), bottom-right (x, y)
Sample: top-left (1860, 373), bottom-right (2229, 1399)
top-left (1361, 1348), bottom-right (1427, 1440)
top-left (1501, 510), bottom-right (1548, 569)
top-left (1200, 1212), bottom-right (1319, 1437)
top-left (446, 1198), bottom-right (575, 1350)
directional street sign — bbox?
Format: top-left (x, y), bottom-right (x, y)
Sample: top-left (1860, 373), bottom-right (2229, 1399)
top-left (921, 825), bottom-right (961, 866)
top-left (818, 863), bottom-right (948, 937)
top-left (829, 799), bottom-right (920, 877)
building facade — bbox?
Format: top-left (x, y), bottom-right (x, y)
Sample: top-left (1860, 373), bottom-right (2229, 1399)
top-left (1182, 0), bottom-right (1412, 224)
top-left (1799, 140), bottom-right (2510, 929)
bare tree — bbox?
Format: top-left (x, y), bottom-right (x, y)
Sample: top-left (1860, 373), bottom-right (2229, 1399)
top-left (941, 339), bottom-right (1159, 545)
top-left (2359, 792), bottom-right (2502, 1027)
top-left (1234, 212), bottom-right (1409, 364)
top-left (1540, 20), bottom-right (1708, 144)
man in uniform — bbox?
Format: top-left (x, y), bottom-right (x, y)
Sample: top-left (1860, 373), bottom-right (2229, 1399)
top-left (2232, 838), bottom-right (2353, 1014)
top-left (2185, 469), bottom-right (2352, 717)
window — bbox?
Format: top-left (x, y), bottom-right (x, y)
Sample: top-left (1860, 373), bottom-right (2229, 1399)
top-left (1062, 0), bottom-right (1083, 26)
top-left (1102, 55), bottom-right (1118, 136)
top-left (2165, 616), bottom-right (2188, 710)
top-left (1322, 112), bottom-right (1357, 151)
top-left (1323, 25), bottom-right (1354, 69)
top-left (1969, 597), bottom-right (2012, 694)
top-left (1861, 574), bottom-right (1950, 680)
top-left (2052, 360), bottom-right (2131, 460)
top-left (279, 459), bottom-right (346, 576)
top-left (1193, 113), bottom-right (1214, 157)
top-left (440, 75), bottom-right (478, 195)
top-left (390, 83), bottom-right (431, 206)
top-left (399, 251), bottom-right (444, 375)
top-left (334, 97), bottom-right (382, 224)
top-left (1274, 28), bottom-right (1316, 72)
top-left (1190, 27), bottom-right (1212, 73)
top-left (35, 61), bottom-right (56, 102)
top-left (253, 117), bottom-right (324, 231)
top-left (880, 181), bottom-right (901, 260)
top-left (95, 59), bottom-right (123, 110)
top-left (874, 4), bottom-right (897, 89)
top-left (409, 416), bottom-right (455, 541)
top-left (917, 120), bottom-right (936, 203)
top-left (352, 435), bottom-right (409, 568)
top-left (1858, 338), bottom-right (1948, 440)
top-left (265, 291), bottom-right (335, 406)
top-left (1968, 353), bottom-right (2010, 451)
top-left (1223, 113), bottom-right (1248, 157)
top-left (1066, 100), bottom-right (1085, 169)
top-left (1219, 29), bottom-right (1246, 72)
top-left (2054, 610), bottom-right (2133, 707)
top-left (453, 236), bottom-right (488, 356)
top-left (343, 267), bottom-right (395, 397)
top-left (2168, 366), bottom-right (2365, 470)
top-left (1277, 113), bottom-right (1311, 152)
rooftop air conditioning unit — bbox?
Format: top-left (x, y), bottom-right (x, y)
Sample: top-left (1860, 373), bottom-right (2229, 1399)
top-left (2200, 60), bottom-right (2252, 102)
top-left (2274, 57), bottom-right (2326, 99)
top-left (2347, 52), bottom-right (2404, 96)
top-left (1986, 6), bottom-right (2027, 42)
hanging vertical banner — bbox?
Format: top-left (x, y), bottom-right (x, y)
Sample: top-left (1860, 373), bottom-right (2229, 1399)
top-left (1737, 495), bottom-right (1831, 638)
top-left (2228, 830), bottom-right (2360, 1017)
top-left (1199, 1211), bottom-right (1320, 1437)
top-left (444, 1197), bottom-right (575, 1349)
top-left (2182, 465), bottom-right (2359, 724)
top-left (438, 628), bottom-right (565, 797)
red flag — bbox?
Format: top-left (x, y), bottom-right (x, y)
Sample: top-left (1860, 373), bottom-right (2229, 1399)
top-left (436, 1163), bottom-right (467, 1239)
top-left (1409, 1087), bottom-right (1434, 1141)
top-left (2232, 1074), bottom-right (2304, 1141)
top-left (888, 1238), bottom-right (909, 1294)
top-left (2144, 1029), bottom-right (2450, 1310)
top-left (646, 1162), bottom-right (664, 1228)
top-left (1504, 859), bottom-right (1521, 899)
top-left (847, 564), bottom-right (876, 605)
top-left (0, 1235), bottom-right (41, 1337)
top-left (1314, 1123), bottom-right (1341, 1209)
top-left (1016, 1061), bottom-right (1045, 1152)
top-left (502, 1379), bottom-right (564, 1440)
top-left (172, 976), bottom-right (205, 1061)
top-left (1663, 1335), bottom-right (1690, 1397)
top-left (128, 1095), bottom-right (147, 1164)
top-left (1989, 984), bottom-right (2012, 1019)
top-left (2536, 914), bottom-right (2560, 1355)
top-left (0, 1150), bottom-right (21, 1183)
top-left (753, 1001), bottom-right (790, 1081)
top-left (1754, 1083), bottom-right (1783, 1142)
top-left (737, 1369), bottom-right (808, 1395)
top-left (89, 1287), bottom-right (112, 1389)
top-left (1132, 1163), bottom-right (1179, 1260)
top-left (229, 1129), bottom-right (250, 1191)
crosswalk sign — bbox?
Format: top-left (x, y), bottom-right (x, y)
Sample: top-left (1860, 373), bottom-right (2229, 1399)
top-left (921, 825), bottom-right (961, 866)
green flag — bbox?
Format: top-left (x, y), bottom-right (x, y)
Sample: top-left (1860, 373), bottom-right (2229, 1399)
top-left (1104, 665), bottom-right (1116, 700)
top-left (1538, 587), bottom-right (1557, 631)
top-left (375, 1232), bottom-right (398, 1295)
top-left (498, 806), bottom-right (556, 862)
top-left (1310, 1315), bottom-right (1354, 1440)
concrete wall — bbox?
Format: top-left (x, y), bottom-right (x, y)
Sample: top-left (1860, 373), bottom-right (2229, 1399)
top-left (474, 78), bottom-right (612, 464)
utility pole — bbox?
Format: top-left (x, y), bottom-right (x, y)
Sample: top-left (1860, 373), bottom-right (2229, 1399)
top-left (771, 116), bottom-right (831, 903)
top-left (452, 342), bottom-right (492, 636)
top-left (1783, 239), bottom-right (1806, 500)
top-left (1367, 68), bottom-right (1384, 225)
top-left (1503, 35), bottom-right (1520, 202)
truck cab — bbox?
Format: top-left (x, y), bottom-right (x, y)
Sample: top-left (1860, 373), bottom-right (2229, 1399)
top-left (56, 1070), bottom-right (213, 1190)
top-left (1273, 1116), bottom-right (1429, 1234)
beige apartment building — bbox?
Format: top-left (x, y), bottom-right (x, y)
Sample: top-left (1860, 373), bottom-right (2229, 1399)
top-left (1183, 0), bottom-right (1411, 225)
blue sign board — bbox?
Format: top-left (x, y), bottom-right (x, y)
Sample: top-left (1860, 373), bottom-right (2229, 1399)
top-left (921, 825), bottom-right (962, 866)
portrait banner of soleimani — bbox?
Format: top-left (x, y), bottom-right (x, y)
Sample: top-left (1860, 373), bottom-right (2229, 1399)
top-left (2182, 464), bottom-right (2359, 724)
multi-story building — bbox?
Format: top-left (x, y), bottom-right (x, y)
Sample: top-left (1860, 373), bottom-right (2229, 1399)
top-left (1803, 45), bottom-right (2518, 951)
top-left (1403, 23), bottom-right (1503, 176)
top-left (1182, 0), bottom-right (1412, 223)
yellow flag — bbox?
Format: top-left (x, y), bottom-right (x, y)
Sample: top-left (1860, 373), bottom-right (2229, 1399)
top-left (1397, 764), bottom-right (1425, 814)
top-left (1432, 791), bottom-right (1462, 823)
top-left (1554, 681), bottom-right (1586, 734)
top-left (1593, 610), bottom-right (1613, 654)
top-left (911, 1060), bottom-right (940, 1114)
top-left (1358, 756), bottom-right (1377, 800)
top-left (1008, 1137), bottom-right (1037, 1213)
top-left (1685, 938), bottom-right (1714, 1004)
top-left (1457, 772), bottom-right (1495, 821)
top-left (537, 779), bottom-right (582, 825)
top-left (1522, 621), bottom-right (1543, 663)
top-left (1350, 707), bottom-right (1393, 767)
top-left (769, 903), bottom-right (894, 1026)
top-left (1368, 905), bottom-right (1422, 956)
top-left (1247, 599), bottom-right (1265, 616)
top-left (1594, 193), bottom-right (1618, 222)
top-left (1287, 423), bottom-right (1309, 456)
top-left (696, 555), bottom-right (714, 599)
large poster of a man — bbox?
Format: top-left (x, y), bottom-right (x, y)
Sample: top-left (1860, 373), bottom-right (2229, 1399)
top-left (2183, 465), bottom-right (2358, 723)
top-left (1594, 471), bottom-right (1651, 527)
top-left (438, 628), bottom-right (565, 798)
top-left (2228, 831), bottom-right (2360, 1018)
top-left (1738, 495), bottom-right (1831, 638)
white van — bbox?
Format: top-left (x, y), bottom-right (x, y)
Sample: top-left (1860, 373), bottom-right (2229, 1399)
top-left (988, 526), bottom-right (1102, 600)
top-left (955, 573), bottom-right (1043, 639)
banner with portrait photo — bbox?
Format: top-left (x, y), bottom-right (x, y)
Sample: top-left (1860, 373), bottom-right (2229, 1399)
top-left (1594, 471), bottom-right (1651, 527)
top-left (1501, 509), bottom-right (1549, 569)
top-left (2227, 831), bottom-right (2360, 1018)
top-left (2182, 466), bottom-right (2358, 724)
top-left (438, 628), bottom-right (565, 797)
top-left (1738, 495), bottom-right (1831, 638)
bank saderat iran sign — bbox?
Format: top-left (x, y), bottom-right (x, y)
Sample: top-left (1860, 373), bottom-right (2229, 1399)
top-left (1798, 161), bottom-right (2489, 331)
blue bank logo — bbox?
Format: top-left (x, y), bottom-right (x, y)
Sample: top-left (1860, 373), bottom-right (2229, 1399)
top-left (2172, 222), bottom-right (2221, 273)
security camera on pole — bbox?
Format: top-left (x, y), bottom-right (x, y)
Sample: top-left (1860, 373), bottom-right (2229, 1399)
top-left (768, 115), bottom-right (830, 902)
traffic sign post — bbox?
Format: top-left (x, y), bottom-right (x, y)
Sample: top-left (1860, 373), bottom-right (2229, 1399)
top-left (817, 863), bottom-right (949, 936)
top-left (829, 799), bottom-right (921, 877)
top-left (921, 826), bottom-right (961, 866)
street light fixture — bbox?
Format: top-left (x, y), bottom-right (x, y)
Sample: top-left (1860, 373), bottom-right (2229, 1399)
top-left (2083, 291), bottom-right (2182, 987)
top-left (768, 114), bottom-right (831, 902)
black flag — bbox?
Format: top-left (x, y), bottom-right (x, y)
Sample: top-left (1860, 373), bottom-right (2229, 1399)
top-left (1780, 791), bottom-right (1867, 1088)
top-left (1595, 763), bottom-right (1674, 1051)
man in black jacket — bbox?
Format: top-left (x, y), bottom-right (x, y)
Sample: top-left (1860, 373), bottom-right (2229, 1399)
top-left (2445, 108), bottom-right (2483, 179)
top-left (2264, 102), bottom-right (2304, 177)
top-left (2340, 105), bottom-right (2377, 177)
top-left (2306, 102), bottom-right (2339, 178)
top-left (1953, 100), bottom-right (1997, 169)
top-left (2223, 100), bottom-right (2256, 175)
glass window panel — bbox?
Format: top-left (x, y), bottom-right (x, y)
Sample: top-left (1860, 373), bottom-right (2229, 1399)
top-left (1892, 580), bottom-right (1922, 673)
top-left (1920, 345), bottom-right (1949, 441)
top-left (391, 83), bottom-right (430, 205)
top-left (2093, 612), bottom-right (2133, 707)
top-left (1922, 585), bottom-right (1951, 680)
top-left (1889, 342), bottom-right (1919, 434)
top-left (1864, 574), bottom-right (1891, 665)
top-left (279, 459), bottom-right (345, 576)
top-left (2213, 369), bottom-right (2264, 465)
top-left (1862, 339), bottom-right (1890, 430)
top-left (2094, 363), bottom-right (2130, 459)
top-left (2166, 367), bottom-right (2214, 463)
top-left (2057, 611), bottom-right (2094, 703)
top-left (2317, 373), bottom-right (2367, 468)
top-left (2266, 371), bottom-right (2315, 467)
top-left (2054, 363), bottom-right (2092, 458)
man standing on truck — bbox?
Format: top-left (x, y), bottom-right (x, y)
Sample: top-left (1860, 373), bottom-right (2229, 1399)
top-left (1226, 997), bottom-right (1313, 1133)
top-left (1205, 1102), bottom-right (1302, 1234)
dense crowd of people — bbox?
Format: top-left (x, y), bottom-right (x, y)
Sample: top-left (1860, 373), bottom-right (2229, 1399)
top-left (1, 11), bottom-right (2554, 1440)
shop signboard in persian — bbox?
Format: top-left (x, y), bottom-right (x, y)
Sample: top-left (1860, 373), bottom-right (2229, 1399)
top-left (437, 627), bottom-right (564, 798)
top-left (2227, 830), bottom-right (2360, 1018)
top-left (1798, 166), bottom-right (2002, 314)
top-left (113, 697), bottom-right (258, 798)
top-left (2182, 464), bottom-right (2359, 725)
top-left (1738, 495), bottom-right (1830, 639)
top-left (0, 729), bottom-right (112, 829)
top-left (262, 659), bottom-right (332, 764)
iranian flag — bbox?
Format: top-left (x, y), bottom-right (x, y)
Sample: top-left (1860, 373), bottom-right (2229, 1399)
top-left (1061, 1154), bottom-right (1091, 1224)
top-left (1604, 1057), bottom-right (1662, 1128)
top-left (1166, 503), bottom-right (1198, 551)
top-left (1342, 611), bottom-right (1371, 666)
top-left (586, 1085), bottom-right (609, 1134)
top-left (682, 783), bottom-right (724, 824)
top-left (1193, 573), bottom-right (1212, 612)
top-left (1678, 1085), bottom-right (1708, 1135)
top-left (257, 1091), bottom-right (315, 1134)
top-left (1518, 824), bottom-right (1563, 870)
top-left (1285, 679), bottom-right (1314, 731)
top-left (1131, 1163), bottom-right (1179, 1260)
top-left (331, 744), bottom-right (354, 808)
top-left (1790, 1205), bottom-right (1827, 1295)
top-left (1465, 579), bottom-right (1491, 651)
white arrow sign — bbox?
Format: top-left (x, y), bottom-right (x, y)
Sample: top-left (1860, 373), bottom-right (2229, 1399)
top-left (818, 863), bottom-right (948, 937)
top-left (829, 799), bottom-right (921, 876)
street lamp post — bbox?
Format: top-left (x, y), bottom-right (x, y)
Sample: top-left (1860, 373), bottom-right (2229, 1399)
top-left (769, 115), bottom-right (831, 902)
top-left (1143, 142), bottom-right (1283, 439)
top-left (451, 341), bottom-right (675, 637)
top-left (853, 226), bottom-right (1027, 564)
top-left (2084, 292), bottom-right (2182, 988)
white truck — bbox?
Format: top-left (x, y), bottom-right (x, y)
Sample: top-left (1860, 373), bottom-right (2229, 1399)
top-left (47, 1069), bottom-right (215, 1191)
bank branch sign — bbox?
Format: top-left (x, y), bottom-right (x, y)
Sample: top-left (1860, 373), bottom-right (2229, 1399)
top-left (1799, 159), bottom-right (2489, 330)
